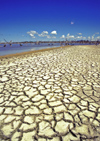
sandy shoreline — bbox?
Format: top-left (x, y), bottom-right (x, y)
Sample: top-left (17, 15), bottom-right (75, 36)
top-left (0, 45), bottom-right (100, 140)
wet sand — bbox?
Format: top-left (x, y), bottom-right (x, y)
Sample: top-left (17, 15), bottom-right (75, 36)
top-left (0, 45), bottom-right (100, 141)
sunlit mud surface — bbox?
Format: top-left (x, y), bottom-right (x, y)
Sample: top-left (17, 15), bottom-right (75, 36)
top-left (0, 45), bottom-right (100, 141)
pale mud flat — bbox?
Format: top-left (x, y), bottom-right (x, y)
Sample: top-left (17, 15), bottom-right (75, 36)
top-left (0, 45), bottom-right (100, 141)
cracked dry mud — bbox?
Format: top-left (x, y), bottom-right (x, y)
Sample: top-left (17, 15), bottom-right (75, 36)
top-left (0, 45), bottom-right (100, 141)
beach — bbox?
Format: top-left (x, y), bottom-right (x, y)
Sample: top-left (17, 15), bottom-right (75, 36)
top-left (0, 45), bottom-right (100, 140)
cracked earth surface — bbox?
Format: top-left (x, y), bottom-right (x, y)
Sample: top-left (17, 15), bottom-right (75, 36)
top-left (0, 45), bottom-right (100, 141)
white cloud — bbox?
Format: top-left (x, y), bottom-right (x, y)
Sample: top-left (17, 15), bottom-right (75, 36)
top-left (47, 35), bottom-right (56, 39)
top-left (47, 35), bottom-right (51, 39)
top-left (27, 30), bottom-right (52, 39)
top-left (27, 30), bottom-right (38, 38)
top-left (60, 35), bottom-right (65, 39)
top-left (88, 36), bottom-right (91, 40)
top-left (67, 33), bottom-right (70, 37)
top-left (42, 31), bottom-right (48, 34)
top-left (30, 33), bottom-right (34, 37)
top-left (52, 36), bottom-right (56, 39)
top-left (70, 35), bottom-right (74, 38)
top-left (66, 33), bottom-right (75, 39)
top-left (30, 31), bottom-right (38, 34)
top-left (78, 33), bottom-right (82, 35)
top-left (71, 22), bottom-right (74, 25)
top-left (82, 37), bottom-right (86, 40)
top-left (32, 36), bottom-right (36, 38)
top-left (95, 32), bottom-right (99, 35)
top-left (76, 36), bottom-right (83, 39)
top-left (51, 30), bottom-right (57, 35)
top-left (38, 34), bottom-right (43, 37)
top-left (97, 36), bottom-right (100, 39)
top-left (75, 35), bottom-right (87, 40)
top-left (96, 36), bottom-right (100, 40)
top-left (91, 32), bottom-right (99, 40)
top-left (38, 31), bottom-right (48, 37)
top-left (92, 36), bottom-right (94, 40)
top-left (29, 33), bottom-right (35, 38)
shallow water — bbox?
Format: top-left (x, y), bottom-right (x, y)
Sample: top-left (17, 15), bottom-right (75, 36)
top-left (0, 43), bottom-right (62, 56)
top-left (0, 43), bottom-right (92, 56)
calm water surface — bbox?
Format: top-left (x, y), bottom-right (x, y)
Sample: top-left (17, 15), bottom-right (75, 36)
top-left (0, 43), bottom-right (61, 56)
top-left (0, 43), bottom-right (92, 56)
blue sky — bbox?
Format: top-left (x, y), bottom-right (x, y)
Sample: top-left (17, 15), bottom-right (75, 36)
top-left (0, 0), bottom-right (100, 42)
